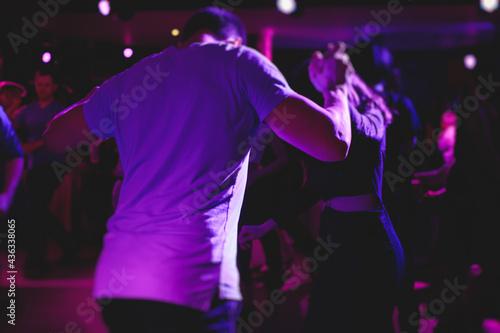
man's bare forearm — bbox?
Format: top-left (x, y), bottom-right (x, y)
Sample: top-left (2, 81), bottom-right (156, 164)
top-left (266, 92), bottom-right (351, 162)
top-left (21, 139), bottom-right (44, 153)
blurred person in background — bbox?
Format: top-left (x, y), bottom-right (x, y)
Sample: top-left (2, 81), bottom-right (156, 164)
top-left (433, 58), bottom-right (500, 333)
top-left (0, 81), bottom-right (26, 123)
top-left (237, 123), bottom-right (304, 317)
top-left (368, 44), bottom-right (423, 333)
top-left (14, 69), bottom-right (78, 278)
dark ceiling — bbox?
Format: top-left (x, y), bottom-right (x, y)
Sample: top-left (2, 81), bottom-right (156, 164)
top-left (0, 0), bottom-right (483, 14)
top-left (1, 0), bottom-right (498, 52)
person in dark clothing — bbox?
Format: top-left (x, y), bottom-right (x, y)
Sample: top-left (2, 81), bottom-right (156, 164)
top-left (380, 66), bottom-right (423, 333)
top-left (433, 62), bottom-right (500, 333)
top-left (0, 81), bottom-right (26, 123)
top-left (237, 125), bottom-right (303, 291)
top-left (350, 41), bottom-right (422, 332)
top-left (240, 50), bottom-right (405, 332)
top-left (14, 69), bottom-right (78, 278)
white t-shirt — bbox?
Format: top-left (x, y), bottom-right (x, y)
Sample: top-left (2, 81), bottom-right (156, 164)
top-left (83, 42), bottom-right (294, 311)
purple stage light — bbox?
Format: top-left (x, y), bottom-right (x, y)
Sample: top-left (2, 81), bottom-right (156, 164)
top-left (123, 48), bottom-right (133, 58)
top-left (277, 0), bottom-right (297, 15)
top-left (464, 54), bottom-right (477, 70)
top-left (98, 0), bottom-right (111, 16)
top-left (42, 52), bottom-right (51, 63)
top-left (480, 0), bottom-right (499, 13)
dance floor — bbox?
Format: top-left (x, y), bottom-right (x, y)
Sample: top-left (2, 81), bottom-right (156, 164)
top-left (0, 242), bottom-right (436, 333)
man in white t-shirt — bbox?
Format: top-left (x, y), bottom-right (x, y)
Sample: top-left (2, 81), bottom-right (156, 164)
top-left (43, 6), bottom-right (352, 333)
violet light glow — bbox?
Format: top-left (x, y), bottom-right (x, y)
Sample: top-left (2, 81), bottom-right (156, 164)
top-left (123, 48), bottom-right (133, 58)
top-left (98, 0), bottom-right (111, 16)
top-left (464, 54), bottom-right (477, 70)
top-left (276, 0), bottom-right (297, 15)
top-left (480, 0), bottom-right (499, 13)
top-left (42, 52), bottom-right (51, 63)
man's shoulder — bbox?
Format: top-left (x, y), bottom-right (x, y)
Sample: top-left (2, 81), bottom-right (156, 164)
top-left (23, 102), bottom-right (38, 110)
top-left (235, 45), bottom-right (277, 71)
top-left (45, 100), bottom-right (66, 115)
top-left (17, 102), bottom-right (38, 116)
top-left (51, 100), bottom-right (65, 109)
top-left (191, 43), bottom-right (263, 60)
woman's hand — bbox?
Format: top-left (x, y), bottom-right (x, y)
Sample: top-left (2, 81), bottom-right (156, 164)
top-left (238, 219), bottom-right (278, 249)
top-left (308, 42), bottom-right (352, 94)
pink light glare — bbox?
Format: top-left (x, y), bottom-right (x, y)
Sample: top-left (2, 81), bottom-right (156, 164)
top-left (259, 28), bottom-right (275, 61)
top-left (464, 54), bottom-right (477, 70)
top-left (469, 264), bottom-right (483, 277)
top-left (42, 52), bottom-right (51, 63)
top-left (98, 0), bottom-right (111, 16)
top-left (123, 48), bottom-right (133, 58)
top-left (482, 319), bottom-right (500, 333)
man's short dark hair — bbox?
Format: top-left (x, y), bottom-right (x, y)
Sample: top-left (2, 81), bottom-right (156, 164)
top-left (182, 7), bottom-right (247, 45)
top-left (35, 67), bottom-right (59, 84)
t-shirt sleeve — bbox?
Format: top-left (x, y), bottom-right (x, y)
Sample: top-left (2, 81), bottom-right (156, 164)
top-left (237, 47), bottom-right (295, 122)
top-left (0, 111), bottom-right (24, 162)
top-left (350, 102), bottom-right (386, 142)
top-left (83, 71), bottom-right (127, 139)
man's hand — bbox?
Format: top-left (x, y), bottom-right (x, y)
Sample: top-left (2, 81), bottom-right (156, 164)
top-left (308, 42), bottom-right (352, 94)
top-left (21, 139), bottom-right (44, 153)
top-left (239, 225), bottom-right (268, 250)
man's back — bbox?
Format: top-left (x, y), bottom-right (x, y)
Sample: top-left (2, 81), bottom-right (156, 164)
top-left (83, 42), bottom-right (294, 310)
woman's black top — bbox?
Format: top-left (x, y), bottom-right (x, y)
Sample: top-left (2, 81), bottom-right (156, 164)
top-left (272, 91), bottom-right (387, 226)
